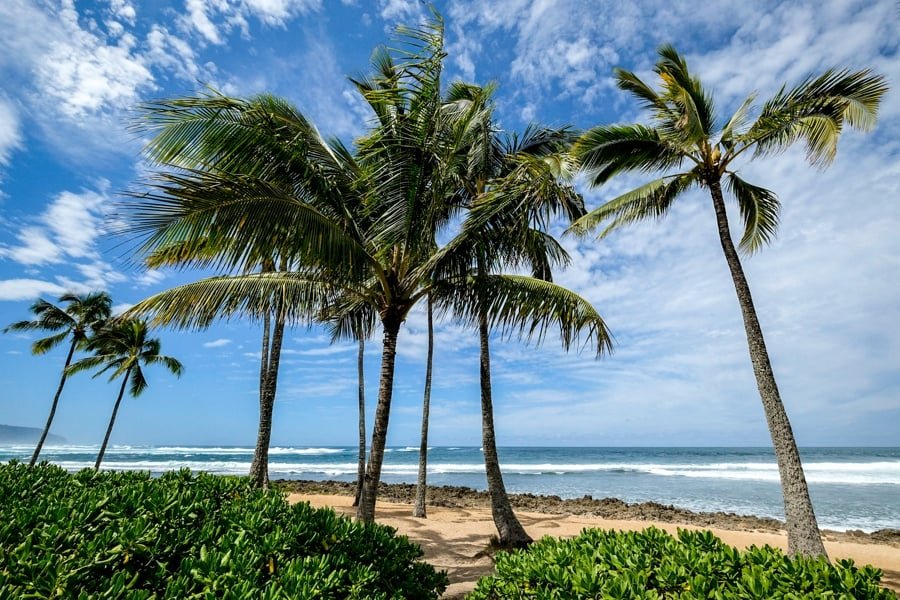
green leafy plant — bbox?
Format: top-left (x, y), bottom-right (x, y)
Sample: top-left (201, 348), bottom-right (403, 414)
top-left (0, 463), bottom-right (447, 598)
top-left (468, 527), bottom-right (895, 599)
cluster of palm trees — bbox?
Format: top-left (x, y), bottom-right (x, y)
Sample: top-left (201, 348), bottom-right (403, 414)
top-left (8, 15), bottom-right (885, 559)
top-left (5, 292), bottom-right (182, 469)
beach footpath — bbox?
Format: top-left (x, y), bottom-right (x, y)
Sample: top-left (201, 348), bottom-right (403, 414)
top-left (286, 486), bottom-right (900, 599)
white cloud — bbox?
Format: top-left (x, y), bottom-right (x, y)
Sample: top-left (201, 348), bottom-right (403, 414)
top-left (107, 0), bottom-right (137, 25)
top-left (35, 2), bottom-right (154, 119)
top-left (145, 25), bottom-right (202, 81)
top-left (377, 0), bottom-right (423, 22)
top-left (242, 0), bottom-right (322, 25)
top-left (184, 0), bottom-right (226, 44)
top-left (181, 0), bottom-right (322, 43)
top-left (0, 98), bottom-right (22, 167)
top-left (135, 269), bottom-right (166, 287)
top-left (1, 188), bottom-right (107, 266)
top-left (0, 184), bottom-right (129, 295)
top-left (0, 278), bottom-right (67, 301)
top-left (203, 338), bottom-right (232, 348)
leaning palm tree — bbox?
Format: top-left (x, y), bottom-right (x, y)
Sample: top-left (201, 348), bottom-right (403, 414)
top-left (4, 292), bottom-right (112, 465)
top-left (570, 45), bottom-right (887, 557)
top-left (68, 318), bottom-right (182, 469)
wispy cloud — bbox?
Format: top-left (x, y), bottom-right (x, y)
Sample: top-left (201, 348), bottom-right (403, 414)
top-left (203, 338), bottom-right (233, 348)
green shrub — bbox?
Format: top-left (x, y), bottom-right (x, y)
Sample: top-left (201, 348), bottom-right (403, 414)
top-left (469, 526), bottom-right (895, 599)
top-left (0, 462), bottom-right (447, 599)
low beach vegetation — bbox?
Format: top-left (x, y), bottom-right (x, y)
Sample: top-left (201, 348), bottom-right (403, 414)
top-left (0, 463), bottom-right (448, 599)
top-left (469, 527), bottom-right (895, 599)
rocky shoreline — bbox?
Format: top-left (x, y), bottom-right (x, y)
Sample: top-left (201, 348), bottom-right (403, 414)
top-left (275, 479), bottom-right (900, 548)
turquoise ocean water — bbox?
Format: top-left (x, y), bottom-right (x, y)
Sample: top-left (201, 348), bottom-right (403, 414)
top-left (2, 445), bottom-right (897, 532)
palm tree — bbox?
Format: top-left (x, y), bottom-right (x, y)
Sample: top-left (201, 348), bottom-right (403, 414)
top-left (412, 294), bottom-right (434, 518)
top-left (68, 319), bottom-right (182, 469)
top-left (354, 337), bottom-right (367, 507)
top-left (570, 45), bottom-right (887, 557)
top-left (144, 244), bottom-right (286, 488)
top-left (122, 16), bottom-right (610, 524)
top-left (4, 292), bottom-right (112, 465)
top-left (427, 83), bottom-right (611, 547)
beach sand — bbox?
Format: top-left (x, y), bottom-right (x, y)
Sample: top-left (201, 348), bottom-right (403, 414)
top-left (286, 490), bottom-right (900, 599)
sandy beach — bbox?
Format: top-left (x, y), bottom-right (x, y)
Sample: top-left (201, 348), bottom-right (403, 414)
top-left (285, 484), bottom-right (900, 598)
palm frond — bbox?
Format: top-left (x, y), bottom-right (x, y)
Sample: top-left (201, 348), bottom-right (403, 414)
top-left (720, 93), bottom-right (757, 147)
top-left (124, 272), bottom-right (341, 330)
top-left (570, 173), bottom-right (696, 237)
top-left (573, 125), bottom-right (684, 186)
top-left (655, 45), bottom-right (717, 141)
top-left (436, 274), bottom-right (612, 355)
top-left (32, 331), bottom-right (71, 355)
top-left (129, 366), bottom-right (148, 397)
top-left (615, 68), bottom-right (664, 113)
top-left (725, 173), bottom-right (780, 254)
top-left (744, 68), bottom-right (887, 166)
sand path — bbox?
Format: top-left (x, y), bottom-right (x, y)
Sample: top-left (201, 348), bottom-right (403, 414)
top-left (288, 493), bottom-right (900, 598)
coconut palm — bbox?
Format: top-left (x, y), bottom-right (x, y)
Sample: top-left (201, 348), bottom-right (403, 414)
top-left (4, 292), bottom-right (112, 465)
top-left (570, 45), bottom-right (886, 557)
top-left (68, 318), bottom-right (182, 469)
top-left (354, 337), bottom-right (367, 507)
top-left (426, 83), bottom-right (611, 547)
top-left (412, 294), bottom-right (434, 518)
top-left (144, 243), bottom-right (286, 488)
top-left (122, 17), bottom-right (610, 524)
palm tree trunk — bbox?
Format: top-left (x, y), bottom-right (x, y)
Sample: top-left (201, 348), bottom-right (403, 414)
top-left (95, 367), bottom-right (131, 470)
top-left (709, 180), bottom-right (826, 558)
top-left (353, 338), bottom-right (366, 507)
top-left (30, 338), bottom-right (77, 466)
top-left (479, 311), bottom-right (532, 548)
top-left (249, 311), bottom-right (272, 486)
top-left (250, 310), bottom-right (285, 489)
top-left (357, 313), bottom-right (401, 523)
top-left (413, 296), bottom-right (434, 518)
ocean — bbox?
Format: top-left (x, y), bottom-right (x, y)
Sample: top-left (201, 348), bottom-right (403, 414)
top-left (2, 445), bottom-right (897, 533)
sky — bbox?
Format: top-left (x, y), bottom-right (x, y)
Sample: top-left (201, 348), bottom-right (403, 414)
top-left (0, 0), bottom-right (897, 448)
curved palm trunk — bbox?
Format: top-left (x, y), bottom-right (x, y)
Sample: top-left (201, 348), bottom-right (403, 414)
top-left (249, 310), bottom-right (285, 489)
top-left (413, 296), bottom-right (434, 518)
top-left (353, 339), bottom-right (366, 507)
top-left (95, 367), bottom-right (131, 470)
top-left (30, 338), bottom-right (77, 466)
top-left (709, 180), bottom-right (826, 558)
top-left (479, 312), bottom-right (532, 548)
top-left (357, 314), bottom-right (402, 523)
top-left (249, 311), bottom-right (271, 485)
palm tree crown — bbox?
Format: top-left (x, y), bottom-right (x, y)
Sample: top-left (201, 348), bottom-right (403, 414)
top-left (571, 45), bottom-right (887, 252)
top-left (69, 318), bottom-right (183, 469)
top-left (5, 292), bottom-right (112, 355)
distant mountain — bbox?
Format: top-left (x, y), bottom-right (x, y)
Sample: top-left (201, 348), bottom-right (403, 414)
top-left (0, 424), bottom-right (66, 445)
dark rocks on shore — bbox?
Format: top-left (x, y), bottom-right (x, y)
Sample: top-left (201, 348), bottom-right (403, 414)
top-left (274, 479), bottom-right (900, 548)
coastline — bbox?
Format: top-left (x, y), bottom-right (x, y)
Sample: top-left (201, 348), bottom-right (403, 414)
top-left (276, 479), bottom-right (900, 547)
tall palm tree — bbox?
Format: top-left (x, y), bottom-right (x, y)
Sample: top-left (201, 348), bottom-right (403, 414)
top-left (354, 337), bottom-right (366, 507)
top-left (4, 292), bottom-right (112, 465)
top-left (144, 244), bottom-right (286, 488)
top-left (570, 46), bottom-right (886, 557)
top-left (68, 319), bottom-right (182, 469)
top-left (412, 294), bottom-right (434, 518)
top-left (122, 16), bottom-right (610, 524)
top-left (428, 83), bottom-right (611, 547)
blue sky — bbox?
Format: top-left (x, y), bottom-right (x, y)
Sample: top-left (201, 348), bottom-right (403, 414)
top-left (0, 0), bottom-right (897, 448)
